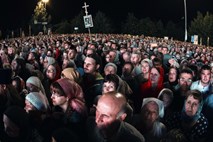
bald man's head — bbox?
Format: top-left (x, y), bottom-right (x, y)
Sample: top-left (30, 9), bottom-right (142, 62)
top-left (95, 91), bottom-right (127, 128)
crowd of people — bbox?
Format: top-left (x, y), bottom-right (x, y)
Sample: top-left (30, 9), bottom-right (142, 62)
top-left (0, 33), bottom-right (213, 142)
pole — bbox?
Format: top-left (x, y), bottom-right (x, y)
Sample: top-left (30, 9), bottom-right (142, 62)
top-left (184, 0), bottom-right (187, 41)
top-left (82, 2), bottom-right (91, 38)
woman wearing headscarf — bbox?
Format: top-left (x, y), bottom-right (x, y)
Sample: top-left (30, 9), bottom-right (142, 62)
top-left (49, 78), bottom-right (87, 142)
top-left (165, 90), bottom-right (208, 142)
top-left (61, 67), bottom-right (82, 84)
top-left (26, 76), bottom-right (50, 110)
top-left (131, 97), bottom-right (167, 142)
top-left (138, 66), bottom-right (164, 110)
top-left (158, 88), bottom-right (174, 121)
top-left (25, 92), bottom-right (50, 142)
top-left (43, 62), bottom-right (61, 104)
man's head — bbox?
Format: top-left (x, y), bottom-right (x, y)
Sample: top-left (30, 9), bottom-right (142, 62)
top-left (178, 68), bottom-right (193, 92)
top-left (200, 65), bottom-right (211, 85)
top-left (130, 51), bottom-right (141, 66)
top-left (95, 92), bottom-right (127, 130)
top-left (84, 53), bottom-right (101, 74)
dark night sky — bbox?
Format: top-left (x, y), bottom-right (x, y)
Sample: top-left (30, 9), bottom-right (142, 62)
top-left (0, 0), bottom-right (213, 30)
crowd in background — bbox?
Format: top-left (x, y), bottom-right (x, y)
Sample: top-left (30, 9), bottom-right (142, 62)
top-left (0, 33), bottom-right (213, 142)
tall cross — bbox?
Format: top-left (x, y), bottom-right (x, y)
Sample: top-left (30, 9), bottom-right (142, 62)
top-left (82, 2), bottom-right (89, 15)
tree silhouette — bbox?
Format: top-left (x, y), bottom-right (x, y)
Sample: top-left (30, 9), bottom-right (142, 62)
top-left (189, 12), bottom-right (213, 45)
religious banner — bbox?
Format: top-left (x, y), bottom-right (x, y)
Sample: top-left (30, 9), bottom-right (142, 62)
top-left (83, 15), bottom-right (93, 28)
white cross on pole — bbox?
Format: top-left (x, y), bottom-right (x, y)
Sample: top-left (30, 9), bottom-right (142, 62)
top-left (82, 2), bottom-right (89, 16)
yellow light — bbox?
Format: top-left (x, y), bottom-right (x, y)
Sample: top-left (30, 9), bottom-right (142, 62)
top-left (42, 0), bottom-right (49, 3)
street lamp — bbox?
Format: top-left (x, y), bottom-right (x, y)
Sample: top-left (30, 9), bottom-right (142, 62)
top-left (184, 0), bottom-right (187, 41)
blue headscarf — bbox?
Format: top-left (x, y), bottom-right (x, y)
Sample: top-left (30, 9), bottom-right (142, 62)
top-left (181, 95), bottom-right (203, 123)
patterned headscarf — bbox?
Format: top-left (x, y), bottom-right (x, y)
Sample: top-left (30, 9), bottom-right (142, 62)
top-left (61, 68), bottom-right (81, 84)
top-left (56, 78), bottom-right (87, 116)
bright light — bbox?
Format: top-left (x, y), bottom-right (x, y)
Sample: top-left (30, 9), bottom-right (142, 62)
top-left (42, 0), bottom-right (49, 3)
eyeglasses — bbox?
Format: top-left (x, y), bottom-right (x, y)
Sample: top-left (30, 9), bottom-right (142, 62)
top-left (51, 90), bottom-right (62, 97)
top-left (179, 78), bottom-right (192, 83)
top-left (47, 69), bottom-right (55, 73)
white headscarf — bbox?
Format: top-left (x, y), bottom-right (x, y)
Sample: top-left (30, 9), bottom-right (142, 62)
top-left (142, 97), bottom-right (164, 118)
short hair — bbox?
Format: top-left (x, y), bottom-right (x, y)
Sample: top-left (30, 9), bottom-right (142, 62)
top-left (179, 68), bottom-right (193, 77)
top-left (152, 57), bottom-right (162, 67)
top-left (123, 62), bottom-right (134, 71)
top-left (86, 53), bottom-right (102, 66)
top-left (186, 90), bottom-right (203, 104)
top-left (200, 64), bottom-right (211, 72)
top-left (104, 74), bottom-right (119, 90)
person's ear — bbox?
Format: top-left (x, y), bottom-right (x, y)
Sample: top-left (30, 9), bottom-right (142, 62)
top-left (96, 64), bottom-right (100, 70)
top-left (120, 113), bottom-right (127, 121)
top-left (2, 84), bottom-right (7, 90)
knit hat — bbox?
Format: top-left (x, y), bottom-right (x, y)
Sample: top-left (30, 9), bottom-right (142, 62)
top-left (104, 63), bottom-right (117, 74)
top-left (0, 68), bottom-right (12, 84)
top-left (142, 97), bottom-right (164, 118)
top-left (25, 92), bottom-right (45, 111)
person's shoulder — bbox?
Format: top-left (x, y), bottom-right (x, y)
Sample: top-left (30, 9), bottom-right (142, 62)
top-left (119, 122), bottom-right (145, 142)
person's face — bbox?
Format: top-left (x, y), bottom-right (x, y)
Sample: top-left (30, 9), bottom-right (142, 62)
top-left (95, 96), bottom-right (120, 129)
top-left (122, 53), bottom-right (130, 62)
top-left (43, 57), bottom-right (49, 69)
top-left (201, 69), bottom-right (211, 85)
top-left (8, 47), bottom-right (14, 55)
top-left (27, 52), bottom-right (34, 61)
top-left (130, 54), bottom-right (140, 65)
top-left (51, 89), bottom-right (68, 106)
top-left (24, 100), bottom-right (37, 113)
top-left (26, 83), bottom-right (39, 93)
top-left (162, 94), bottom-right (172, 108)
top-left (104, 66), bottom-right (116, 76)
top-left (62, 59), bottom-right (69, 70)
top-left (12, 80), bottom-right (18, 90)
top-left (168, 68), bottom-right (177, 82)
top-left (63, 52), bottom-right (68, 60)
top-left (47, 51), bottom-right (52, 57)
top-left (185, 95), bottom-right (199, 117)
top-left (179, 73), bottom-right (193, 89)
top-left (84, 57), bottom-right (97, 74)
top-left (3, 114), bottom-right (20, 138)
top-left (162, 47), bottom-right (168, 55)
top-left (86, 49), bottom-right (94, 56)
top-left (108, 51), bottom-right (116, 62)
top-left (142, 101), bottom-right (159, 124)
top-left (150, 68), bottom-right (160, 84)
top-left (105, 54), bottom-right (111, 63)
top-left (103, 81), bottom-right (116, 93)
top-left (68, 49), bottom-right (76, 60)
top-left (141, 62), bottom-right (150, 74)
top-left (46, 65), bottom-right (56, 80)
top-left (122, 64), bottom-right (132, 76)
top-left (39, 56), bottom-right (44, 64)
top-left (11, 60), bottom-right (18, 71)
